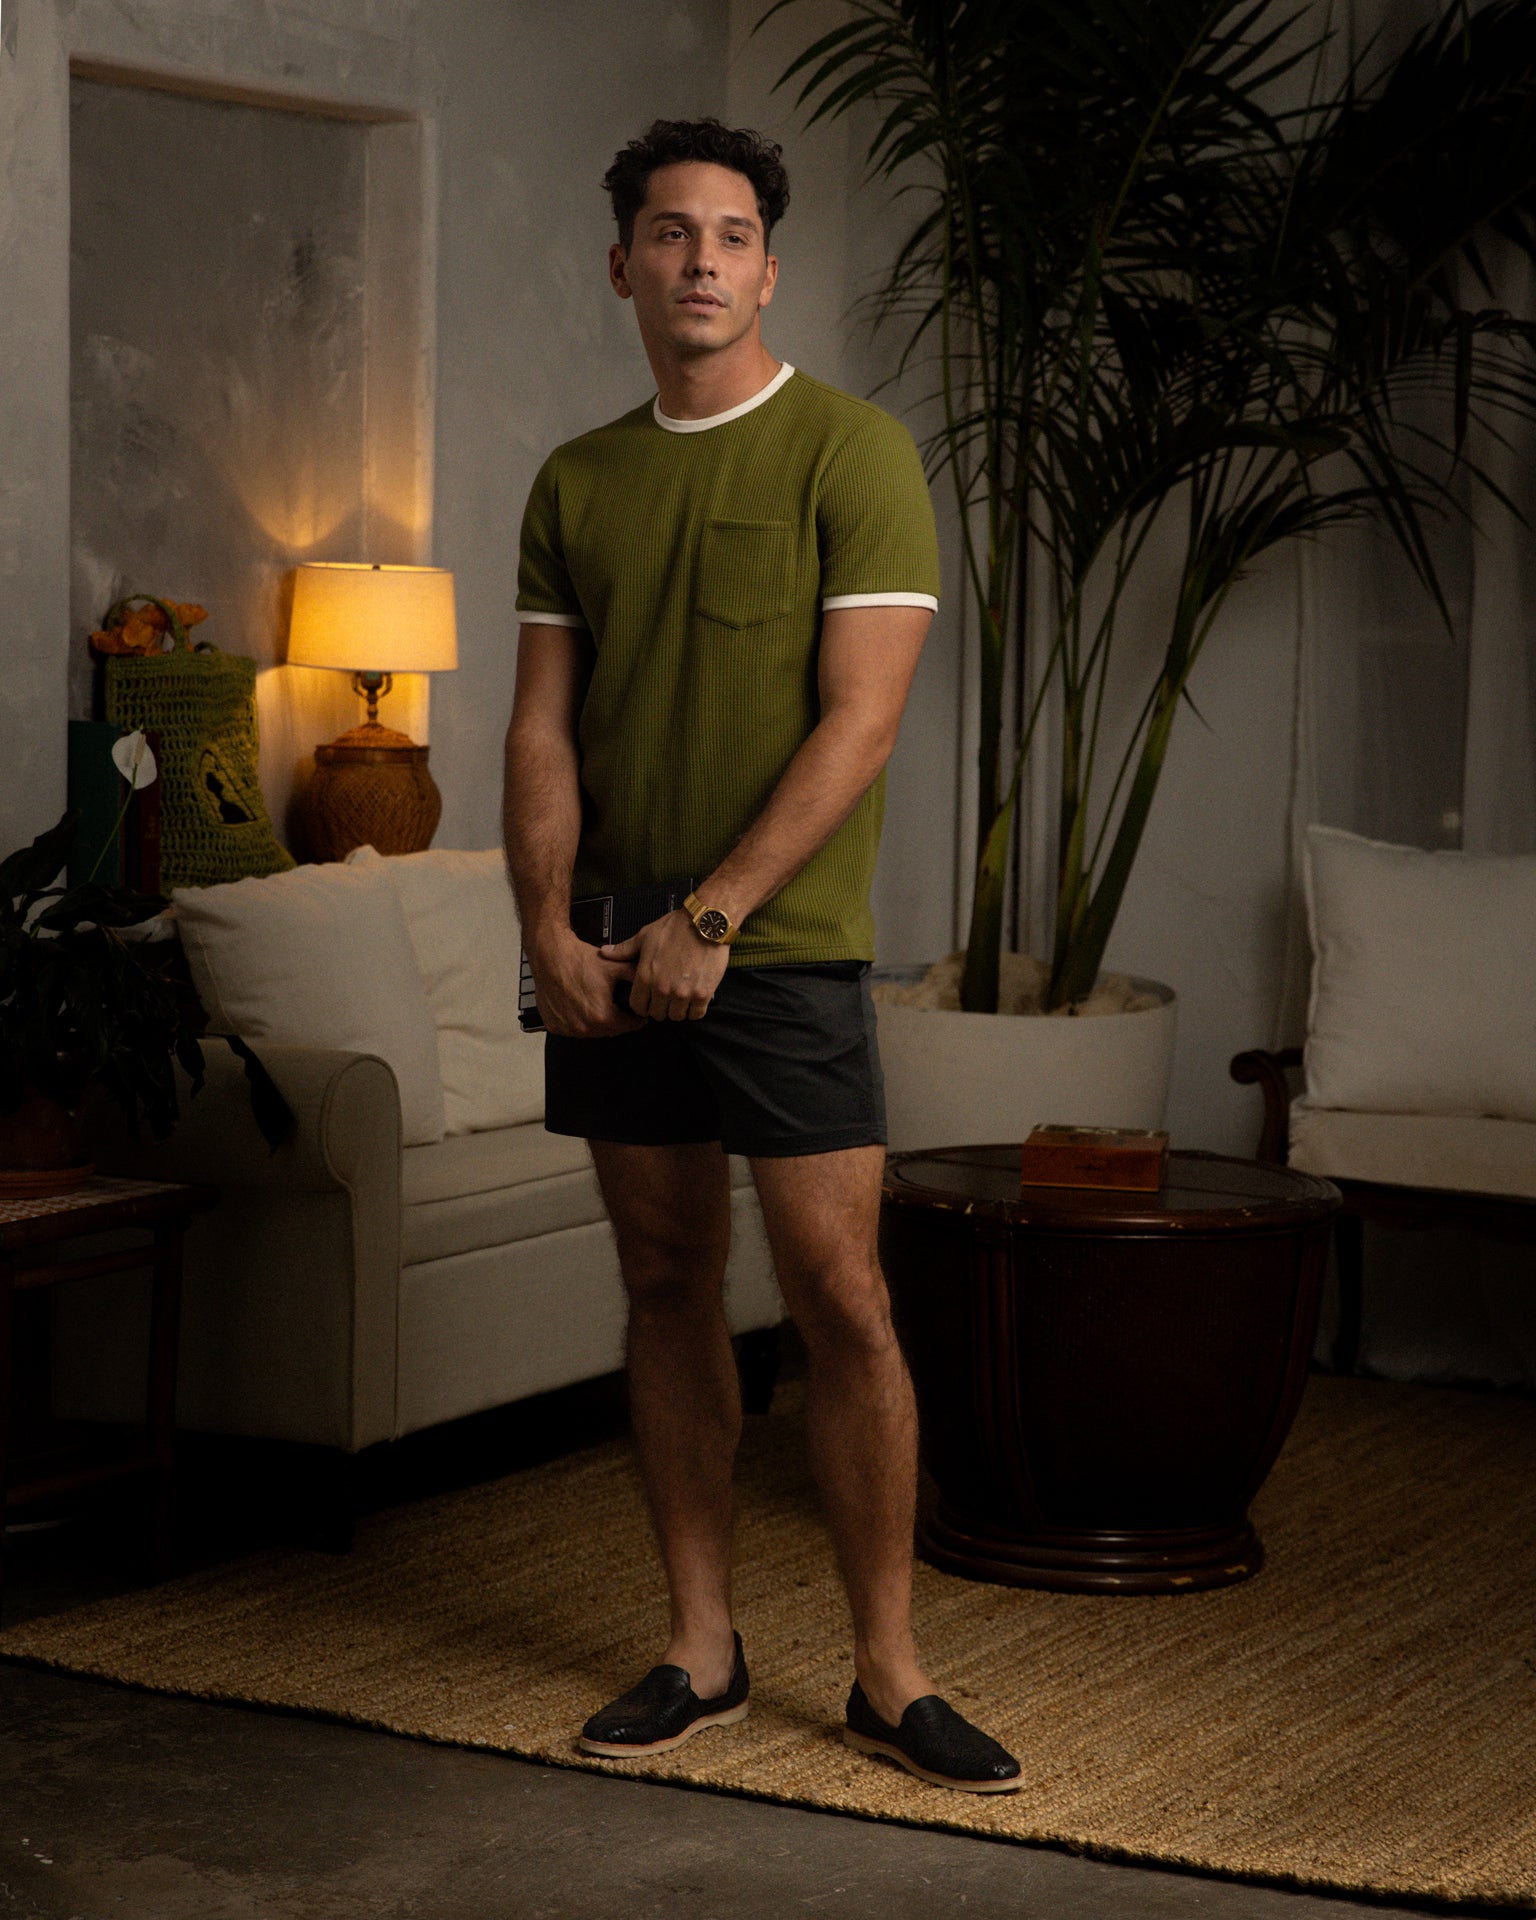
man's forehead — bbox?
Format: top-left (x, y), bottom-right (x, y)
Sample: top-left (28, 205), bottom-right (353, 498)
top-left (639, 162), bottom-right (761, 227)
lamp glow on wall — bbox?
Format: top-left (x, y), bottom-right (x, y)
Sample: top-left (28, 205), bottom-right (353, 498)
top-left (287, 562), bottom-right (458, 861)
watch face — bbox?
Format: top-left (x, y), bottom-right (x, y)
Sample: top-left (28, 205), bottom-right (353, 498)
top-left (696, 908), bottom-right (731, 943)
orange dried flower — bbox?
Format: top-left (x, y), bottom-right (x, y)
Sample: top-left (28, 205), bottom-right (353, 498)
top-left (88, 594), bottom-right (209, 655)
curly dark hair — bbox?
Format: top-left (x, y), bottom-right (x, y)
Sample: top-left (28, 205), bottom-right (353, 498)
top-left (603, 118), bottom-right (790, 250)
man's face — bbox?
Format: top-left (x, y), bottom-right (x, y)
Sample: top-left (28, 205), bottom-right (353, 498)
top-left (610, 160), bottom-right (777, 357)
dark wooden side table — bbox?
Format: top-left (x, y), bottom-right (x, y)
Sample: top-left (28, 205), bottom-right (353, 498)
top-left (0, 1176), bottom-right (217, 1604)
top-left (880, 1147), bottom-right (1338, 1595)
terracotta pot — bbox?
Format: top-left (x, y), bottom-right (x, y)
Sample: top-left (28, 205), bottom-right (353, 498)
top-left (0, 1088), bottom-right (83, 1172)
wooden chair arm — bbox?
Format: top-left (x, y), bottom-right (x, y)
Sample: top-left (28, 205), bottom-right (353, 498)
top-left (1229, 1047), bottom-right (1303, 1165)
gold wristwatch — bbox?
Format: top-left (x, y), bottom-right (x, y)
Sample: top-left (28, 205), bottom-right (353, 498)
top-left (684, 892), bottom-right (739, 946)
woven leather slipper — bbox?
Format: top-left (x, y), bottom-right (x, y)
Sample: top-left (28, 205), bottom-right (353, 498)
top-left (579, 1632), bottom-right (749, 1757)
top-left (843, 1680), bottom-right (1022, 1793)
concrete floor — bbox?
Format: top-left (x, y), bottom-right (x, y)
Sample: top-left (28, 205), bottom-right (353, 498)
top-left (0, 1370), bottom-right (1458, 1920)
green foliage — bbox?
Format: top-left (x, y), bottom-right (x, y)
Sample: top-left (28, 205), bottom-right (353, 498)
top-left (767, 0), bottom-right (1536, 1009)
top-left (0, 811), bottom-right (207, 1134)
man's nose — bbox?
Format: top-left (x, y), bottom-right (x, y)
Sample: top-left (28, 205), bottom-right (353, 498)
top-left (685, 244), bottom-right (718, 278)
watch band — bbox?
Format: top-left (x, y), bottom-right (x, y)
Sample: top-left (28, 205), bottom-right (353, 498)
top-left (684, 891), bottom-right (739, 945)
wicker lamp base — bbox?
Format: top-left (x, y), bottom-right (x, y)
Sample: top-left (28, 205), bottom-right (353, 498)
top-left (303, 723), bottom-right (442, 862)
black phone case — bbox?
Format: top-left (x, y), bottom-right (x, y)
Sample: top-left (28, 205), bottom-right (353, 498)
top-left (517, 879), bottom-right (696, 1033)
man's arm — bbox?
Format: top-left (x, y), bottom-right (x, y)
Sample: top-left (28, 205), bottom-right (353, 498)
top-left (608, 603), bottom-right (932, 1021)
top-left (503, 623), bottom-right (642, 1036)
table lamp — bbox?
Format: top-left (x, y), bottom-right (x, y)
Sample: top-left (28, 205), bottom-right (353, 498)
top-left (287, 561), bottom-right (458, 860)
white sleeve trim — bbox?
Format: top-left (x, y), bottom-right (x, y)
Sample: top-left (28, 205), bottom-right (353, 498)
top-left (515, 609), bottom-right (589, 628)
top-left (821, 591), bottom-right (939, 613)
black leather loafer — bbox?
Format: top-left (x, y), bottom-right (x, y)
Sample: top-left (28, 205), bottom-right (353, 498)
top-left (579, 1633), bottom-right (749, 1757)
top-left (843, 1681), bottom-right (1022, 1793)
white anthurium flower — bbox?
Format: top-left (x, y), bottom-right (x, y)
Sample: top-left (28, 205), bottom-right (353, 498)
top-left (111, 729), bottom-right (158, 790)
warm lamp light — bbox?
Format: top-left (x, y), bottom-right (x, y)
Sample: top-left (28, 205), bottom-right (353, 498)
top-left (288, 562), bottom-right (459, 861)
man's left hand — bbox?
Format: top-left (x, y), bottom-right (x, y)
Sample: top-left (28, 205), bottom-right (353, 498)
top-left (601, 910), bottom-right (730, 1021)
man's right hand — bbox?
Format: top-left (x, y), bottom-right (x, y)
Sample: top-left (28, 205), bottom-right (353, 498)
top-left (526, 928), bottom-right (645, 1038)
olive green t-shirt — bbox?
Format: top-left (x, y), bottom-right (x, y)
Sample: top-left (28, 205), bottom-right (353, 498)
top-left (514, 364), bottom-right (941, 965)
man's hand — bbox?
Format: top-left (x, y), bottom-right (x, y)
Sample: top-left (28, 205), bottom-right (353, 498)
top-left (602, 910), bottom-right (730, 1021)
top-left (526, 928), bottom-right (645, 1039)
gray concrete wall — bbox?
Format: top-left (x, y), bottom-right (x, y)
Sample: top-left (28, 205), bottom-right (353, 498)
top-left (0, 0), bottom-right (726, 856)
top-left (69, 75), bottom-right (372, 839)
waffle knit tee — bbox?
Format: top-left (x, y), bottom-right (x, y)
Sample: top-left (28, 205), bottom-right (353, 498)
top-left (514, 364), bottom-right (941, 966)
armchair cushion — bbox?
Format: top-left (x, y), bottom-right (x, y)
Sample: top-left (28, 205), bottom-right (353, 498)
top-left (1304, 826), bottom-right (1536, 1122)
top-left (1289, 1099), bottom-right (1536, 1201)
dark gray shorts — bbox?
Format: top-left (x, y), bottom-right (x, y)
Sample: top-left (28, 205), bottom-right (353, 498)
top-left (544, 961), bottom-right (887, 1158)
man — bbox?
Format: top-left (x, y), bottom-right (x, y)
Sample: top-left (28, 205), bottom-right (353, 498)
top-left (503, 118), bottom-right (1019, 1794)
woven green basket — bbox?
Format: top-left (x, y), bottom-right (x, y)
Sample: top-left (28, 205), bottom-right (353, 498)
top-left (105, 626), bottom-right (294, 890)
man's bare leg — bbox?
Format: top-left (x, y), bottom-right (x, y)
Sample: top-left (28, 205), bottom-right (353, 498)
top-left (749, 1145), bottom-right (931, 1724)
top-left (589, 1138), bottom-right (740, 1699)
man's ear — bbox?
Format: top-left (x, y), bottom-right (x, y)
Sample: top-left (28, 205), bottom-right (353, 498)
top-left (758, 253), bottom-right (778, 311)
top-left (609, 242), bottom-right (633, 300)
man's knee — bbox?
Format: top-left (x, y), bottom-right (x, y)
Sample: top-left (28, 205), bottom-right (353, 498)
top-left (784, 1258), bottom-right (897, 1358)
top-left (616, 1216), bottom-right (729, 1313)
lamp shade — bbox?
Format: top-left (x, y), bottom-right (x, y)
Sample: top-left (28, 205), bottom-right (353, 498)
top-left (287, 562), bottom-right (458, 674)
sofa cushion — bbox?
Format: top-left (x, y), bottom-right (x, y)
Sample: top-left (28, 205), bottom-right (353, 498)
top-left (174, 860), bottom-right (446, 1145)
top-left (349, 845), bottom-right (543, 1134)
top-left (401, 1127), bottom-right (756, 1265)
top-left (1289, 1100), bottom-right (1536, 1201)
top-left (1304, 825), bottom-right (1536, 1122)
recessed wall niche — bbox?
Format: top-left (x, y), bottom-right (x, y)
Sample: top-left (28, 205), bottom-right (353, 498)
top-left (69, 69), bottom-right (433, 844)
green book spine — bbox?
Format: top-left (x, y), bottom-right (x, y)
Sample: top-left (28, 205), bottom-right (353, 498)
top-left (66, 719), bottom-right (125, 888)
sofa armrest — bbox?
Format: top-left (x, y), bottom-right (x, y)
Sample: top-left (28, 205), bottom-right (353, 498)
top-left (1229, 1047), bottom-right (1303, 1165)
top-left (72, 1044), bottom-right (404, 1452)
top-left (88, 1042), bottom-right (401, 1198)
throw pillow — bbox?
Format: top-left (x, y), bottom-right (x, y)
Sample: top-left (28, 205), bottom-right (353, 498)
top-left (348, 845), bottom-right (544, 1133)
top-left (174, 861), bottom-right (447, 1145)
top-left (1304, 825), bottom-right (1536, 1122)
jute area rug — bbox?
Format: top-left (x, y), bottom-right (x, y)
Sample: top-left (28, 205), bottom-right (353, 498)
top-left (3, 1376), bottom-right (1534, 1908)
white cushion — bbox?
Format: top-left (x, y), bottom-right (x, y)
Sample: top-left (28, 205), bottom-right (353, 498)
top-left (1289, 1100), bottom-right (1536, 1201)
top-left (347, 845), bottom-right (544, 1133)
top-left (1304, 825), bottom-right (1536, 1122)
top-left (174, 862), bottom-right (446, 1146)
top-left (401, 1127), bottom-right (757, 1264)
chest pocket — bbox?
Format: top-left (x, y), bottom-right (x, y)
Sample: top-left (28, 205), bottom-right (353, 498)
top-left (695, 520), bottom-right (793, 629)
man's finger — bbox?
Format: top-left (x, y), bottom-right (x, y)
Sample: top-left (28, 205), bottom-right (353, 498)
top-left (600, 933), bottom-right (642, 960)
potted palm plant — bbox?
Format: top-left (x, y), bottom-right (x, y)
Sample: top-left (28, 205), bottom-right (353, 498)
top-left (770, 0), bottom-right (1536, 1148)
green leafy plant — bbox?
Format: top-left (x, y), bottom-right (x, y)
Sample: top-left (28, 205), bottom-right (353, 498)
top-left (768, 0), bottom-right (1536, 1010)
top-left (0, 809), bottom-right (207, 1136)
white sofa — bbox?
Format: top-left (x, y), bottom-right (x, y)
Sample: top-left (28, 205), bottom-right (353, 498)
top-left (60, 1042), bottom-right (780, 1456)
top-left (55, 850), bottom-right (784, 1525)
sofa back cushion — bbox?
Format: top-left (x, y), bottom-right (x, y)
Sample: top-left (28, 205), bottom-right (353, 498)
top-left (348, 845), bottom-right (544, 1133)
top-left (174, 861), bottom-right (447, 1145)
top-left (1304, 825), bottom-right (1536, 1121)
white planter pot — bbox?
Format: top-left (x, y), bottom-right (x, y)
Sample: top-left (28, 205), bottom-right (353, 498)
top-left (872, 966), bottom-right (1178, 1154)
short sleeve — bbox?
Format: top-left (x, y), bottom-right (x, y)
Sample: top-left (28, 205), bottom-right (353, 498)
top-left (816, 411), bottom-right (941, 613)
top-left (516, 452), bottom-right (589, 628)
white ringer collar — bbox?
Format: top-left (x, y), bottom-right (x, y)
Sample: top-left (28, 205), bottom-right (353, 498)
top-left (653, 361), bottom-right (796, 433)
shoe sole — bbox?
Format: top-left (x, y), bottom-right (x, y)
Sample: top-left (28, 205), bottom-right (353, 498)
top-left (579, 1699), bottom-right (750, 1758)
top-left (843, 1727), bottom-right (1022, 1794)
